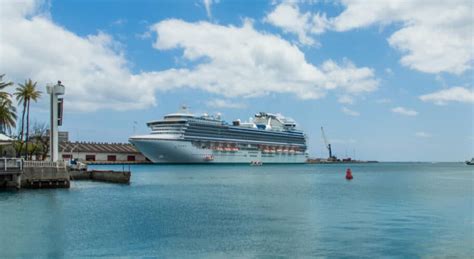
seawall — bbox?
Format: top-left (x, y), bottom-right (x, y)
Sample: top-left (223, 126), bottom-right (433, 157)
top-left (69, 170), bottom-right (130, 184)
top-left (21, 166), bottom-right (70, 189)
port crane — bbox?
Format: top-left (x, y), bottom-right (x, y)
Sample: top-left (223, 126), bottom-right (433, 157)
top-left (321, 127), bottom-right (336, 161)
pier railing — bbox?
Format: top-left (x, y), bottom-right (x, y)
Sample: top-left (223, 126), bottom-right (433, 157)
top-left (0, 158), bottom-right (23, 173)
top-left (0, 159), bottom-right (67, 173)
top-left (23, 160), bottom-right (67, 168)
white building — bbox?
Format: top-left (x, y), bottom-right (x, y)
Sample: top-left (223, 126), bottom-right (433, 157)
top-left (58, 141), bottom-right (148, 163)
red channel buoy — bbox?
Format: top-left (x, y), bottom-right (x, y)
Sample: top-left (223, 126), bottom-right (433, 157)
top-left (346, 168), bottom-right (353, 180)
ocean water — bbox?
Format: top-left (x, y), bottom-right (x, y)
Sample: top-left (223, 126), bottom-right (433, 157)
top-left (0, 163), bottom-right (472, 258)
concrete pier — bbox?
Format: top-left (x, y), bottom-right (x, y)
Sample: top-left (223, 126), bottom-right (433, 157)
top-left (0, 158), bottom-right (23, 190)
top-left (70, 170), bottom-right (130, 184)
top-left (0, 171), bottom-right (22, 190)
top-left (1, 159), bottom-right (131, 190)
top-left (0, 159), bottom-right (70, 190)
top-left (22, 161), bottom-right (70, 189)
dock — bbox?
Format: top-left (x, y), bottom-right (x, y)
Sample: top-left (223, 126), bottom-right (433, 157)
top-left (84, 160), bottom-right (151, 165)
top-left (1, 158), bottom-right (132, 190)
top-left (306, 158), bottom-right (378, 164)
top-left (0, 158), bottom-right (69, 190)
top-left (69, 169), bottom-right (130, 184)
top-left (0, 158), bottom-right (23, 189)
top-left (22, 160), bottom-right (70, 188)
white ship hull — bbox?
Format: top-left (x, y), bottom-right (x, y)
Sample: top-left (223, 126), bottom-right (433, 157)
top-left (130, 138), bottom-right (308, 164)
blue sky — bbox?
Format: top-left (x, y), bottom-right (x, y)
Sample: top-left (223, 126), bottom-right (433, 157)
top-left (0, 0), bottom-right (472, 161)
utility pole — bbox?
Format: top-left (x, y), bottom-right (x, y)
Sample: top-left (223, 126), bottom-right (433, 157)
top-left (46, 81), bottom-right (65, 162)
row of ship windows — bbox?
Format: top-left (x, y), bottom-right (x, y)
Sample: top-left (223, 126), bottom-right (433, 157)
top-left (152, 130), bottom-right (183, 134)
top-left (186, 126), bottom-right (305, 138)
top-left (189, 154), bottom-right (289, 157)
top-left (151, 127), bottom-right (306, 143)
top-left (193, 124), bottom-right (304, 136)
top-left (185, 131), bottom-right (305, 144)
top-left (150, 125), bottom-right (306, 144)
top-left (153, 123), bottom-right (304, 137)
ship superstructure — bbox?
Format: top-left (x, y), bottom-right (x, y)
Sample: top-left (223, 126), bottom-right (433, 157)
top-left (129, 107), bottom-right (308, 163)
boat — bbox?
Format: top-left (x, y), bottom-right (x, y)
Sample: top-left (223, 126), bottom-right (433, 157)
top-left (466, 158), bottom-right (474, 165)
top-left (250, 161), bottom-right (263, 166)
top-left (129, 107), bottom-right (308, 164)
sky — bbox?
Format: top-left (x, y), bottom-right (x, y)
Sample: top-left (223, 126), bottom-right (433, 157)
top-left (0, 0), bottom-right (473, 161)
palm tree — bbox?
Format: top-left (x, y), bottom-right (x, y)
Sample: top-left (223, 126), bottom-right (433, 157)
top-left (0, 98), bottom-right (16, 134)
top-left (14, 81), bottom-right (28, 155)
top-left (0, 74), bottom-right (16, 134)
top-left (14, 79), bottom-right (41, 159)
top-left (0, 74), bottom-right (13, 89)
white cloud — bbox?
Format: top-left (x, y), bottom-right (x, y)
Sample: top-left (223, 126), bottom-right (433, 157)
top-left (203, 0), bottom-right (219, 18)
top-left (419, 87), bottom-right (474, 105)
top-left (415, 131), bottom-right (432, 138)
top-left (149, 19), bottom-right (378, 100)
top-left (0, 0), bottom-right (378, 112)
top-left (0, 0), bottom-right (156, 111)
top-left (384, 68), bottom-right (394, 76)
top-left (391, 106), bottom-right (418, 116)
top-left (264, 3), bottom-right (327, 46)
top-left (338, 95), bottom-right (354, 104)
top-left (206, 99), bottom-right (246, 109)
top-left (265, 2), bottom-right (328, 45)
top-left (111, 18), bottom-right (127, 26)
top-left (270, 0), bottom-right (473, 74)
top-left (341, 106), bottom-right (360, 116)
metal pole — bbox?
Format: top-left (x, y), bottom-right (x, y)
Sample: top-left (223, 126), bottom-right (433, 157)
top-left (52, 93), bottom-right (59, 161)
top-left (49, 89), bottom-right (55, 161)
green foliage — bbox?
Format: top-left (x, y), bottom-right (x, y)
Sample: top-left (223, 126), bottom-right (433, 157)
top-left (14, 79), bottom-right (42, 105)
top-left (0, 98), bottom-right (17, 133)
top-left (0, 74), bottom-right (16, 134)
top-left (14, 78), bottom-right (42, 160)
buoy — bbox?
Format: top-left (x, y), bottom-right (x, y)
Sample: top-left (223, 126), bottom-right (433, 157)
top-left (346, 168), bottom-right (353, 180)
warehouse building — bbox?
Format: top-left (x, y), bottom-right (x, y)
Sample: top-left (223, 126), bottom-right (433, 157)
top-left (58, 141), bottom-right (148, 163)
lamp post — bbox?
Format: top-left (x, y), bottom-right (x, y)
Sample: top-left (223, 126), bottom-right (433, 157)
top-left (46, 81), bottom-right (65, 162)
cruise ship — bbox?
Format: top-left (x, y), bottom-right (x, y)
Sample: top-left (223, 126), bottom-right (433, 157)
top-left (129, 107), bottom-right (308, 164)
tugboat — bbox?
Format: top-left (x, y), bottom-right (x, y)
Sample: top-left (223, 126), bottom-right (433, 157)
top-left (466, 158), bottom-right (474, 165)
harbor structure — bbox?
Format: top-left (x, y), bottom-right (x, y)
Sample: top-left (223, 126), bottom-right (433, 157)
top-left (0, 158), bottom-right (69, 189)
top-left (321, 126), bottom-right (337, 161)
top-left (46, 81), bottom-right (65, 162)
top-left (57, 141), bottom-right (147, 163)
top-left (130, 107), bottom-right (308, 164)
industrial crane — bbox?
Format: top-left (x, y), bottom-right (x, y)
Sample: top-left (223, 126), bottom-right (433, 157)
top-left (321, 127), bottom-right (336, 161)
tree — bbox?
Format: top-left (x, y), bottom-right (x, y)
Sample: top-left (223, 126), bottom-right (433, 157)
top-left (29, 122), bottom-right (49, 160)
top-left (0, 98), bottom-right (16, 134)
top-left (0, 74), bottom-right (16, 134)
top-left (14, 79), bottom-right (41, 159)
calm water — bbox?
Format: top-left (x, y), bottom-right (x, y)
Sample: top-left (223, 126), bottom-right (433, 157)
top-left (0, 163), bottom-right (472, 257)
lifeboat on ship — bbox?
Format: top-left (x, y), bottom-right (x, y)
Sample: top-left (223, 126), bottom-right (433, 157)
top-left (204, 155), bottom-right (214, 161)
